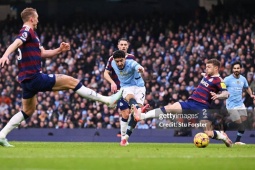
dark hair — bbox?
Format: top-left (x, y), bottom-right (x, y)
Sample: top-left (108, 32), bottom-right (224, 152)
top-left (231, 61), bottom-right (242, 70)
top-left (113, 50), bottom-right (125, 59)
top-left (118, 38), bottom-right (129, 44)
top-left (206, 59), bottom-right (220, 68)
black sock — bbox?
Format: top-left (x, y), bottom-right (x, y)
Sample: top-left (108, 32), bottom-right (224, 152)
top-left (236, 131), bottom-right (244, 142)
top-left (126, 114), bottom-right (137, 137)
top-left (212, 130), bottom-right (217, 139)
top-left (160, 107), bottom-right (167, 114)
top-left (129, 98), bottom-right (140, 109)
top-left (236, 122), bottom-right (245, 142)
top-left (73, 82), bottom-right (82, 91)
top-left (224, 122), bottom-right (240, 131)
top-left (21, 111), bottom-right (29, 119)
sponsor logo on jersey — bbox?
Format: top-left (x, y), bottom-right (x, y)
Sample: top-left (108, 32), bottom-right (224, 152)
top-left (20, 32), bottom-right (28, 41)
top-left (201, 79), bottom-right (209, 87)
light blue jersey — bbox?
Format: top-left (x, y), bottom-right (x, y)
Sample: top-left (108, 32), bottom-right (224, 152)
top-left (111, 60), bottom-right (144, 87)
top-left (224, 74), bottom-right (249, 109)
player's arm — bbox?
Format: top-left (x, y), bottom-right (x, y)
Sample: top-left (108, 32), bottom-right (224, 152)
top-left (41, 42), bottom-right (70, 58)
top-left (211, 90), bottom-right (229, 100)
top-left (104, 69), bottom-right (117, 93)
top-left (246, 87), bottom-right (255, 99)
top-left (0, 39), bottom-right (23, 67)
top-left (211, 78), bottom-right (229, 100)
top-left (133, 61), bottom-right (144, 73)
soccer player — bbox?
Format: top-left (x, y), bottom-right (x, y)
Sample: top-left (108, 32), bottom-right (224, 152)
top-left (104, 38), bottom-right (149, 146)
top-left (224, 61), bottom-right (255, 145)
top-left (132, 59), bottom-right (233, 147)
top-left (111, 50), bottom-right (146, 146)
top-left (0, 7), bottom-right (122, 147)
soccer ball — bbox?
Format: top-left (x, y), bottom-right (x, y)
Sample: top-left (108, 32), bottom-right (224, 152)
top-left (193, 132), bottom-right (209, 148)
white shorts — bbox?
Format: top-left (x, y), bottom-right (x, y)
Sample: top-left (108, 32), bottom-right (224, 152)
top-left (227, 104), bottom-right (247, 121)
top-left (121, 86), bottom-right (146, 105)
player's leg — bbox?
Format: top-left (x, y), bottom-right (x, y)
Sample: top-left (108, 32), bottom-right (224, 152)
top-left (53, 74), bottom-right (122, 107)
top-left (224, 109), bottom-right (241, 130)
top-left (225, 106), bottom-right (247, 145)
top-left (235, 109), bottom-right (247, 145)
top-left (117, 98), bottom-right (130, 145)
top-left (0, 95), bottom-right (37, 147)
top-left (133, 101), bottom-right (182, 121)
top-left (203, 120), bottom-right (233, 147)
top-left (120, 86), bottom-right (145, 145)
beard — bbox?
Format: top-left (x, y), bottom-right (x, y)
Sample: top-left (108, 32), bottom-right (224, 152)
top-left (233, 71), bottom-right (240, 77)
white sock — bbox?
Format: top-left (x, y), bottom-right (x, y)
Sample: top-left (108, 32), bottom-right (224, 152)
top-left (0, 111), bottom-right (25, 138)
top-left (144, 110), bottom-right (156, 119)
top-left (120, 119), bottom-right (128, 140)
top-left (215, 131), bottom-right (227, 140)
top-left (124, 134), bottom-right (130, 141)
top-left (76, 86), bottom-right (108, 103)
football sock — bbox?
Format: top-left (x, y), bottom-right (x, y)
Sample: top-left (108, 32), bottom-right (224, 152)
top-left (75, 85), bottom-right (108, 103)
top-left (211, 130), bottom-right (218, 139)
top-left (236, 120), bottom-right (245, 142)
top-left (126, 114), bottom-right (137, 138)
top-left (0, 111), bottom-right (27, 138)
top-left (144, 108), bottom-right (165, 119)
top-left (214, 130), bottom-right (226, 140)
top-left (120, 118), bottom-right (128, 140)
top-left (129, 98), bottom-right (140, 109)
top-left (224, 122), bottom-right (240, 130)
top-left (235, 131), bottom-right (244, 142)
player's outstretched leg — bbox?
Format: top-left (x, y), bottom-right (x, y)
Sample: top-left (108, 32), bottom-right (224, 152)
top-left (206, 130), bottom-right (233, 147)
top-left (75, 84), bottom-right (123, 108)
top-left (132, 105), bottom-right (142, 121)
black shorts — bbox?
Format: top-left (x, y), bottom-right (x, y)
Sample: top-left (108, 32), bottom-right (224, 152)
top-left (21, 73), bottom-right (56, 99)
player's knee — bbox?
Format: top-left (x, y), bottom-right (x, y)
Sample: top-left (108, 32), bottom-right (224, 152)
top-left (121, 109), bottom-right (129, 119)
top-left (66, 76), bottom-right (79, 88)
top-left (241, 116), bottom-right (247, 122)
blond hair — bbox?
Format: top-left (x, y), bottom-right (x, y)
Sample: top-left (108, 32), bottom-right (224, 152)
top-left (206, 59), bottom-right (220, 68)
top-left (20, 7), bottom-right (37, 23)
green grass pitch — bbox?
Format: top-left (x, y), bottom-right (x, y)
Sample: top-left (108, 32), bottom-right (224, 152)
top-left (0, 142), bottom-right (255, 170)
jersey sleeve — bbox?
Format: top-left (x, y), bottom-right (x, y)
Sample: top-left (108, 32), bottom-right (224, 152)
top-left (17, 27), bottom-right (31, 43)
top-left (105, 56), bottom-right (113, 71)
top-left (243, 77), bottom-right (249, 89)
top-left (133, 60), bottom-right (142, 71)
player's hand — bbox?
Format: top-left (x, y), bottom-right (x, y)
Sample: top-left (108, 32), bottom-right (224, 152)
top-left (137, 67), bottom-right (144, 73)
top-left (0, 56), bottom-right (9, 67)
top-left (250, 94), bottom-right (255, 100)
top-left (201, 73), bottom-right (206, 77)
top-left (210, 92), bottom-right (218, 100)
top-left (111, 82), bottom-right (118, 93)
top-left (59, 42), bottom-right (70, 52)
